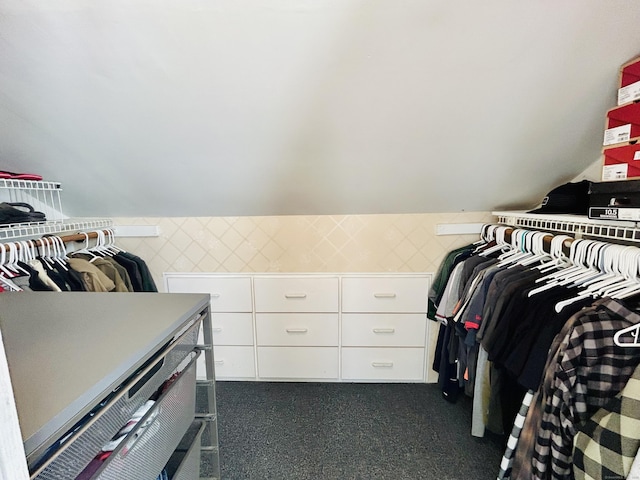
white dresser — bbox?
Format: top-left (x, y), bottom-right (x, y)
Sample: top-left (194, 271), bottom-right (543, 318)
top-left (255, 276), bottom-right (340, 380)
top-left (341, 276), bottom-right (428, 381)
top-left (164, 273), bottom-right (432, 383)
top-left (165, 275), bottom-right (256, 380)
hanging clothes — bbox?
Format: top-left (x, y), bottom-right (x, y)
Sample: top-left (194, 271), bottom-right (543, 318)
top-left (114, 251), bottom-right (157, 292)
top-left (428, 242), bottom-right (478, 320)
top-left (67, 257), bottom-right (116, 292)
top-left (72, 254), bottom-right (130, 293)
top-left (573, 362), bottom-right (640, 480)
top-left (505, 299), bottom-right (640, 480)
top-left (432, 227), bottom-right (640, 480)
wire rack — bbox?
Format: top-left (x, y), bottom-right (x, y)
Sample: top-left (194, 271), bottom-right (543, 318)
top-left (0, 179), bottom-right (112, 241)
top-left (0, 218), bottom-right (114, 242)
top-left (493, 211), bottom-right (640, 243)
top-left (0, 179), bottom-right (64, 221)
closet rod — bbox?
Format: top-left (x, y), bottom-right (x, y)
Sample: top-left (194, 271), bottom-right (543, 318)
top-left (0, 229), bottom-right (112, 250)
top-left (494, 225), bottom-right (573, 255)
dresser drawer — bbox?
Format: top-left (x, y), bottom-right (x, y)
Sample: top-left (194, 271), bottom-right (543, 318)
top-left (254, 277), bottom-right (338, 312)
top-left (257, 347), bottom-right (339, 379)
top-left (210, 313), bottom-right (254, 346)
top-left (342, 314), bottom-right (426, 347)
top-left (342, 276), bottom-right (429, 313)
top-left (256, 313), bottom-right (338, 346)
top-left (341, 347), bottom-right (425, 381)
top-left (208, 346), bottom-right (256, 379)
top-left (165, 275), bottom-right (252, 312)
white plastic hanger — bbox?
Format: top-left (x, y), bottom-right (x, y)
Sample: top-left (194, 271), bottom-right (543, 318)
top-left (48, 236), bottom-right (69, 271)
top-left (72, 232), bottom-right (101, 262)
top-left (6, 242), bottom-right (29, 276)
top-left (554, 243), bottom-right (640, 312)
top-left (479, 226), bottom-right (511, 257)
top-left (528, 239), bottom-right (588, 297)
top-left (535, 235), bottom-right (572, 273)
top-left (0, 273), bottom-right (21, 291)
top-left (106, 229), bottom-right (124, 253)
top-left (37, 237), bottom-right (56, 268)
top-left (614, 322), bottom-right (640, 347)
top-left (534, 239), bottom-right (586, 285)
top-left (0, 243), bottom-right (16, 278)
top-left (516, 232), bottom-right (553, 267)
top-left (497, 230), bottom-right (532, 266)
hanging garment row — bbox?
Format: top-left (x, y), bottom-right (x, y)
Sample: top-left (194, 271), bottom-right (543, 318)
top-left (429, 225), bottom-right (640, 480)
top-left (0, 229), bottom-right (157, 293)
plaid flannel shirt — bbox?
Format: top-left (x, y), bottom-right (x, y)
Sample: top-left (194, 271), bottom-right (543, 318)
top-left (573, 363), bottom-right (640, 480)
top-left (509, 304), bottom-right (594, 480)
top-left (497, 390), bottom-right (535, 479)
top-left (531, 299), bottom-right (640, 480)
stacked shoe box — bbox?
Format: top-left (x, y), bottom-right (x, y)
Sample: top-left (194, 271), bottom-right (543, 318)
top-left (589, 56), bottom-right (640, 220)
top-left (602, 56), bottom-right (640, 182)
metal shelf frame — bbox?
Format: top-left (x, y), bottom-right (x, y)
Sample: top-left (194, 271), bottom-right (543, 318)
top-left (0, 219), bottom-right (114, 242)
top-left (493, 211), bottom-right (640, 243)
top-left (0, 179), bottom-right (113, 242)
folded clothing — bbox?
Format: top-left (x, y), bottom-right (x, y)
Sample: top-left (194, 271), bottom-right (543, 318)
top-left (0, 202), bottom-right (46, 225)
top-left (0, 171), bottom-right (42, 181)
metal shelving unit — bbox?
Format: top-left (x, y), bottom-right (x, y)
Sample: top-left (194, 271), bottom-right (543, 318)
top-left (493, 210), bottom-right (640, 243)
top-left (0, 179), bottom-right (112, 242)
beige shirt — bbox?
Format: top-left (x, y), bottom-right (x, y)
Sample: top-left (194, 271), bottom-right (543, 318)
top-left (67, 258), bottom-right (116, 292)
top-left (73, 254), bottom-right (130, 293)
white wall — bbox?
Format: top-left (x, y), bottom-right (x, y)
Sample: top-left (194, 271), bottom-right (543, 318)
top-left (2, 1), bottom-right (640, 218)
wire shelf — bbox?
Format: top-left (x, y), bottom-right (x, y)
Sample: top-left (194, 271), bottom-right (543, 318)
top-left (493, 211), bottom-right (640, 243)
top-left (0, 219), bottom-right (114, 242)
top-left (0, 179), bottom-right (64, 222)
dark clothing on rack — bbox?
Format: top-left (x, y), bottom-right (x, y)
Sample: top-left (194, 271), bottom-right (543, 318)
top-left (17, 261), bottom-right (54, 291)
top-left (102, 256), bottom-right (134, 292)
top-left (53, 263), bottom-right (87, 291)
top-left (115, 252), bottom-right (157, 292)
top-left (428, 243), bottom-right (477, 320)
top-left (113, 253), bottom-right (144, 292)
top-left (40, 260), bottom-right (71, 291)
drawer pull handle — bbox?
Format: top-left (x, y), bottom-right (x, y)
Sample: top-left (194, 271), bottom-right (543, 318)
top-left (212, 327), bottom-right (223, 333)
top-left (284, 293), bottom-right (307, 299)
top-left (215, 360), bottom-right (225, 365)
top-left (373, 328), bottom-right (395, 334)
top-left (286, 328), bottom-right (308, 334)
top-left (374, 293), bottom-right (396, 298)
top-left (372, 362), bottom-right (394, 368)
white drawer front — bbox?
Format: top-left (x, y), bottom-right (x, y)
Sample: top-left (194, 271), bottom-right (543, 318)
top-left (342, 277), bottom-right (429, 313)
top-left (256, 313), bottom-right (338, 346)
top-left (254, 277), bottom-right (338, 312)
top-left (342, 314), bottom-right (426, 347)
top-left (257, 347), bottom-right (339, 379)
top-left (166, 275), bottom-right (252, 312)
top-left (202, 346), bottom-right (255, 379)
top-left (211, 313), bottom-right (254, 346)
top-left (341, 347), bottom-right (425, 381)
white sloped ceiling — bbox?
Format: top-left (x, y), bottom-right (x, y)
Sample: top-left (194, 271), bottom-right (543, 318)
top-left (1, 0), bottom-right (640, 217)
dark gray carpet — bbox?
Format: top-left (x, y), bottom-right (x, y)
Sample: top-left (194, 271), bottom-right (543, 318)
top-left (212, 382), bottom-right (506, 480)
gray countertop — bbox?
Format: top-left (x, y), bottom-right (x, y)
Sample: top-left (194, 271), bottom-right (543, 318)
top-left (0, 292), bottom-right (209, 455)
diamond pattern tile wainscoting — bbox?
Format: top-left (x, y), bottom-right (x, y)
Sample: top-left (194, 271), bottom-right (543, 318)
top-left (113, 212), bottom-right (494, 286)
